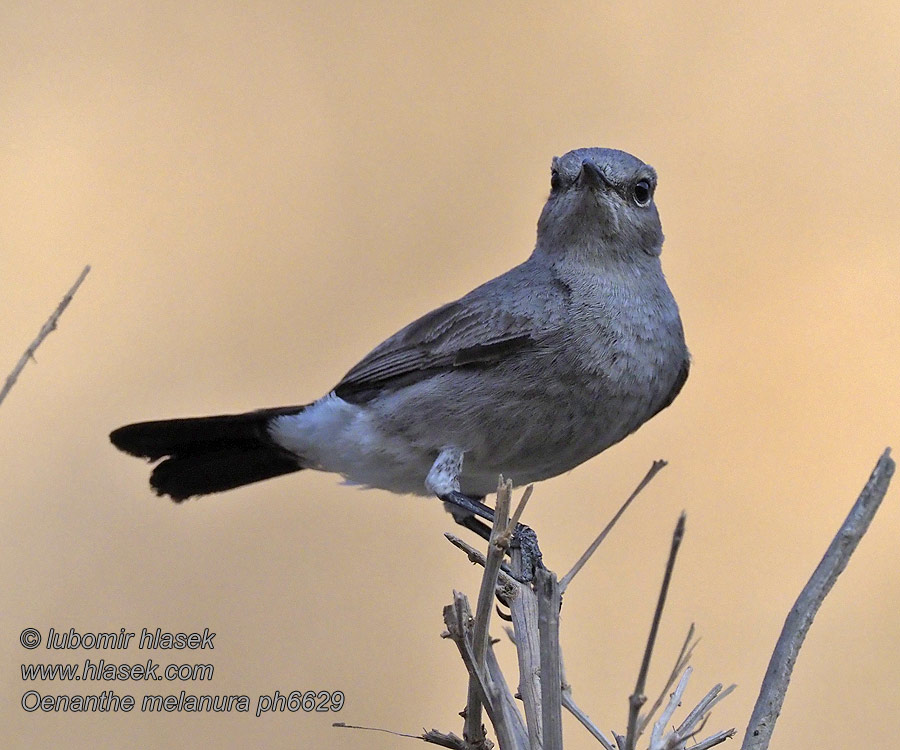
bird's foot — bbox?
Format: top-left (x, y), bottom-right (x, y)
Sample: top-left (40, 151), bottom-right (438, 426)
top-left (440, 490), bottom-right (545, 584)
top-left (507, 522), bottom-right (544, 583)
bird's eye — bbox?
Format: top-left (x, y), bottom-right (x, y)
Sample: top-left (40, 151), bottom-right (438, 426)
top-left (550, 169), bottom-right (562, 191)
top-left (633, 179), bottom-right (652, 206)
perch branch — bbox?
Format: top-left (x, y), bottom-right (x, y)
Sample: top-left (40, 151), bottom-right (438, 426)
top-left (536, 567), bottom-right (563, 749)
top-left (506, 484), bottom-right (534, 537)
top-left (508, 546), bottom-right (543, 749)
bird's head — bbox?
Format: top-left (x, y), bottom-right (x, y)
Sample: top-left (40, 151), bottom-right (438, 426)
top-left (535, 147), bottom-right (664, 261)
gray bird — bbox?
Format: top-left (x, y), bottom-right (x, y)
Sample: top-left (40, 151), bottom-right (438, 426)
top-left (111, 147), bottom-right (689, 551)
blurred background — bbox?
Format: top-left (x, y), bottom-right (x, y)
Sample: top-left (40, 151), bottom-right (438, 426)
top-left (2, 2), bottom-right (899, 748)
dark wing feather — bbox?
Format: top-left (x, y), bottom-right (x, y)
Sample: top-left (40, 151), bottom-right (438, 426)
top-left (333, 298), bottom-right (540, 403)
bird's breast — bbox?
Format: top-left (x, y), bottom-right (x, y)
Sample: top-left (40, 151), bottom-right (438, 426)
top-left (565, 272), bottom-right (687, 432)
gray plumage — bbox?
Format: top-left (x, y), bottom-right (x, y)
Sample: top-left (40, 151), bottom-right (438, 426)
top-left (111, 147), bottom-right (689, 502)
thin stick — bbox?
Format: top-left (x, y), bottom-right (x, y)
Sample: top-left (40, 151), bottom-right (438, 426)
top-left (560, 460), bottom-right (668, 592)
top-left (676, 683), bottom-right (735, 737)
top-left (559, 639), bottom-right (616, 750)
top-left (334, 721), bottom-right (471, 748)
top-left (625, 512), bottom-right (686, 750)
top-left (485, 639), bottom-right (530, 748)
top-left (536, 568), bottom-right (563, 749)
top-left (0, 265), bottom-right (91, 408)
top-left (648, 667), bottom-right (736, 750)
top-left (687, 728), bottom-right (737, 750)
top-left (443, 592), bottom-right (518, 749)
top-left (650, 666), bottom-right (692, 749)
top-left (444, 533), bottom-right (518, 588)
top-left (638, 623), bottom-right (698, 736)
top-left (504, 485), bottom-right (534, 542)
top-left (561, 692), bottom-right (616, 750)
top-left (741, 448), bottom-right (895, 750)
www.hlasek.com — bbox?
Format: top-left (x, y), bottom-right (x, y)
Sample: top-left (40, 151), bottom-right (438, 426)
top-left (19, 626), bottom-right (344, 716)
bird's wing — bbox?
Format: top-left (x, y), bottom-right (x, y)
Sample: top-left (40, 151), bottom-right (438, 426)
top-left (334, 272), bottom-right (564, 403)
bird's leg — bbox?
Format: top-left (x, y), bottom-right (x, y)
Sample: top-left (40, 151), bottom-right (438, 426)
top-left (426, 447), bottom-right (543, 582)
top-left (445, 503), bottom-right (495, 542)
top-left (441, 490), bottom-right (544, 582)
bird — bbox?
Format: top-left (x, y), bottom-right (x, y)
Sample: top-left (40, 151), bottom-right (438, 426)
top-left (111, 147), bottom-right (689, 560)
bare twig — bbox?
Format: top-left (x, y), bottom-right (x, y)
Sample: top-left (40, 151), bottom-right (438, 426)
top-left (560, 460), bottom-right (668, 592)
top-left (648, 668), bottom-right (736, 750)
top-left (536, 567), bottom-right (563, 749)
top-left (443, 592), bottom-right (517, 749)
top-left (638, 623), bottom-right (699, 736)
top-left (0, 265), bottom-right (90, 408)
top-left (422, 730), bottom-right (474, 749)
top-left (444, 534), bottom-right (518, 588)
top-left (625, 512), bottom-right (686, 750)
top-left (686, 729), bottom-right (737, 750)
top-left (650, 666), bottom-right (693, 749)
top-left (561, 690), bottom-right (616, 750)
top-left (333, 721), bottom-right (468, 747)
top-left (441, 478), bottom-right (737, 750)
top-left (485, 641), bottom-right (529, 748)
top-left (741, 448), bottom-right (895, 750)
top-left (505, 485), bottom-right (534, 541)
top-left (675, 682), bottom-right (735, 739)
top-left (559, 641), bottom-right (617, 750)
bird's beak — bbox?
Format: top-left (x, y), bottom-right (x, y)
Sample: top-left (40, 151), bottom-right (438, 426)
top-left (578, 159), bottom-right (611, 191)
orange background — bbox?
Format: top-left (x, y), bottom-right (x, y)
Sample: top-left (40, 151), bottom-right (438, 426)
top-left (2, 3), bottom-right (899, 748)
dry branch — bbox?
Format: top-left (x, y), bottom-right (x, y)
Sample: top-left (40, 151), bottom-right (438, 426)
top-left (443, 591), bottom-right (516, 749)
top-left (439, 478), bottom-right (736, 750)
top-left (0, 265), bottom-right (90, 408)
top-left (638, 623), bottom-right (698, 736)
top-left (741, 448), bottom-right (895, 750)
top-left (341, 450), bottom-right (892, 749)
top-left (625, 513), bottom-right (686, 750)
top-left (507, 547), bottom-right (542, 749)
top-left (560, 688), bottom-right (616, 750)
top-left (536, 567), bottom-right (562, 749)
top-left (464, 477), bottom-right (514, 746)
top-left (560, 460), bottom-right (667, 592)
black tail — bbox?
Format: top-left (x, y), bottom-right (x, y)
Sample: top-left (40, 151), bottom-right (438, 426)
top-left (110, 406), bottom-right (307, 501)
